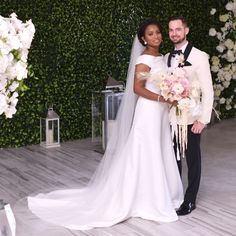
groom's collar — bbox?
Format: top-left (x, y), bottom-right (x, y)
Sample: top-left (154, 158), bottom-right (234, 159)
top-left (174, 41), bottom-right (188, 52)
top-left (168, 41), bottom-right (193, 67)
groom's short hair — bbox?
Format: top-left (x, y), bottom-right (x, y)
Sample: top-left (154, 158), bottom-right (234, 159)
top-left (168, 16), bottom-right (188, 27)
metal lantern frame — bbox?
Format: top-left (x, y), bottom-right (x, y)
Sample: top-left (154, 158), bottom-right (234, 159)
top-left (40, 107), bottom-right (60, 148)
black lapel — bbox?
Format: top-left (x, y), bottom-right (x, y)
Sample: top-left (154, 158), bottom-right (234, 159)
top-left (183, 43), bottom-right (193, 66)
top-left (167, 53), bottom-right (172, 67)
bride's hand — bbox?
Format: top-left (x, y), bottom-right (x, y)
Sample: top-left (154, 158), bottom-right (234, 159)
top-left (166, 99), bottom-right (178, 107)
top-left (170, 100), bottom-right (178, 107)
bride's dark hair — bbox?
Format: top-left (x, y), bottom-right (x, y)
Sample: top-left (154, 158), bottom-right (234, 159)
top-left (137, 19), bottom-right (162, 46)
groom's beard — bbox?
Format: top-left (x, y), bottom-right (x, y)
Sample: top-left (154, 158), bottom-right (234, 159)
top-left (170, 35), bottom-right (186, 45)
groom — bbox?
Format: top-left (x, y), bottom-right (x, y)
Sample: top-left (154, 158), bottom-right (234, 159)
top-left (165, 16), bottom-right (214, 215)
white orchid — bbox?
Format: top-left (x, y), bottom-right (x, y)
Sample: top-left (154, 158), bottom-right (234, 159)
top-left (0, 13), bottom-right (35, 118)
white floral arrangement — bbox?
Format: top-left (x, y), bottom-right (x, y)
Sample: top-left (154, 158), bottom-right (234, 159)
top-left (0, 13), bottom-right (35, 118)
top-left (209, 1), bottom-right (236, 116)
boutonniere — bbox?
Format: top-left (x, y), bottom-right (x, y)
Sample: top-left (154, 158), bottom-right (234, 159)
top-left (178, 53), bottom-right (185, 67)
top-left (178, 52), bottom-right (192, 67)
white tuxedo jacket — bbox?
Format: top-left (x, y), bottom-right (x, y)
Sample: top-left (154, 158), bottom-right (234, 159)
top-left (165, 46), bottom-right (214, 125)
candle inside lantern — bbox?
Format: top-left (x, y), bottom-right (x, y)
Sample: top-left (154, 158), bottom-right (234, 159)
top-left (48, 129), bottom-right (53, 144)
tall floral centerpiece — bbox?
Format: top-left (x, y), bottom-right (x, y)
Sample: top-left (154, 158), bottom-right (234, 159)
top-left (0, 13), bottom-right (35, 118)
top-left (209, 1), bottom-right (236, 118)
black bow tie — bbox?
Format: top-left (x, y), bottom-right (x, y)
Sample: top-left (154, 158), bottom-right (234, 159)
top-left (170, 49), bottom-right (182, 57)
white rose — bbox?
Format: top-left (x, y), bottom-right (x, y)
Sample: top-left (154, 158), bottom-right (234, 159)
top-left (219, 14), bottom-right (229, 22)
top-left (219, 84), bottom-right (225, 91)
top-left (225, 104), bottom-right (232, 110)
top-left (232, 21), bottom-right (236, 29)
top-left (224, 22), bottom-right (231, 29)
top-left (219, 97), bottom-right (226, 104)
top-left (221, 26), bottom-right (227, 33)
top-left (223, 64), bottom-right (231, 71)
top-left (233, 43), bottom-right (236, 52)
top-left (217, 68), bottom-right (224, 77)
top-left (209, 28), bottom-right (217, 36)
top-left (216, 32), bottom-right (223, 40)
top-left (219, 76), bottom-right (225, 82)
top-left (232, 64), bottom-right (236, 72)
top-left (214, 89), bottom-right (221, 97)
top-left (225, 2), bottom-right (234, 11)
top-left (224, 38), bottom-right (234, 49)
top-left (223, 81), bottom-right (230, 88)
top-left (211, 65), bottom-right (219, 73)
top-left (226, 98), bottom-right (232, 104)
top-left (211, 56), bottom-right (220, 65)
top-left (210, 8), bottom-right (216, 15)
top-left (216, 44), bottom-right (225, 53)
top-left (224, 72), bottom-right (232, 81)
top-left (226, 50), bottom-right (235, 62)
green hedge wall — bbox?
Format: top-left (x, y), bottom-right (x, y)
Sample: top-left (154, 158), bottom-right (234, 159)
top-left (0, 0), bottom-right (227, 147)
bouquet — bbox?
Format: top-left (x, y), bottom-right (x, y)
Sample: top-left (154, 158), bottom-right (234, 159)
top-left (0, 13), bottom-right (35, 118)
top-left (139, 67), bottom-right (201, 159)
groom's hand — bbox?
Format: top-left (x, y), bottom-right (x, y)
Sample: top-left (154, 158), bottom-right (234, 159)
top-left (191, 121), bottom-right (205, 134)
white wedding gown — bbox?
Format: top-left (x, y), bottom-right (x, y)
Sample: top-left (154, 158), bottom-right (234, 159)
top-left (26, 55), bottom-right (183, 231)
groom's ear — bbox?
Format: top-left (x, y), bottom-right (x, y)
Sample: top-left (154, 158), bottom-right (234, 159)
top-left (185, 27), bottom-right (189, 36)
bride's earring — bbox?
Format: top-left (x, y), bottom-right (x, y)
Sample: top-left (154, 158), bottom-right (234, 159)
top-left (144, 41), bottom-right (147, 45)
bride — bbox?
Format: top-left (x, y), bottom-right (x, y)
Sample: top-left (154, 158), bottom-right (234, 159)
top-left (25, 19), bottom-right (183, 231)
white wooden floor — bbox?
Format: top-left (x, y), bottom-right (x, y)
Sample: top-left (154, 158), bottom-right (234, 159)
top-left (0, 119), bottom-right (236, 236)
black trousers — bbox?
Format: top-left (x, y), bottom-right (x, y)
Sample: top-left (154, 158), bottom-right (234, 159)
top-left (174, 124), bottom-right (201, 204)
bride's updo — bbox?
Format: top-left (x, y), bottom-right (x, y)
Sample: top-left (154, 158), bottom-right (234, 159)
top-left (137, 19), bottom-right (162, 46)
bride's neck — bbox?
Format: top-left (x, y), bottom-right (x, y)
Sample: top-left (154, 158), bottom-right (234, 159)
top-left (143, 46), bottom-right (160, 56)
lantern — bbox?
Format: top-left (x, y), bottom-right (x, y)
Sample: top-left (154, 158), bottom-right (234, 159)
top-left (40, 107), bottom-right (60, 148)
